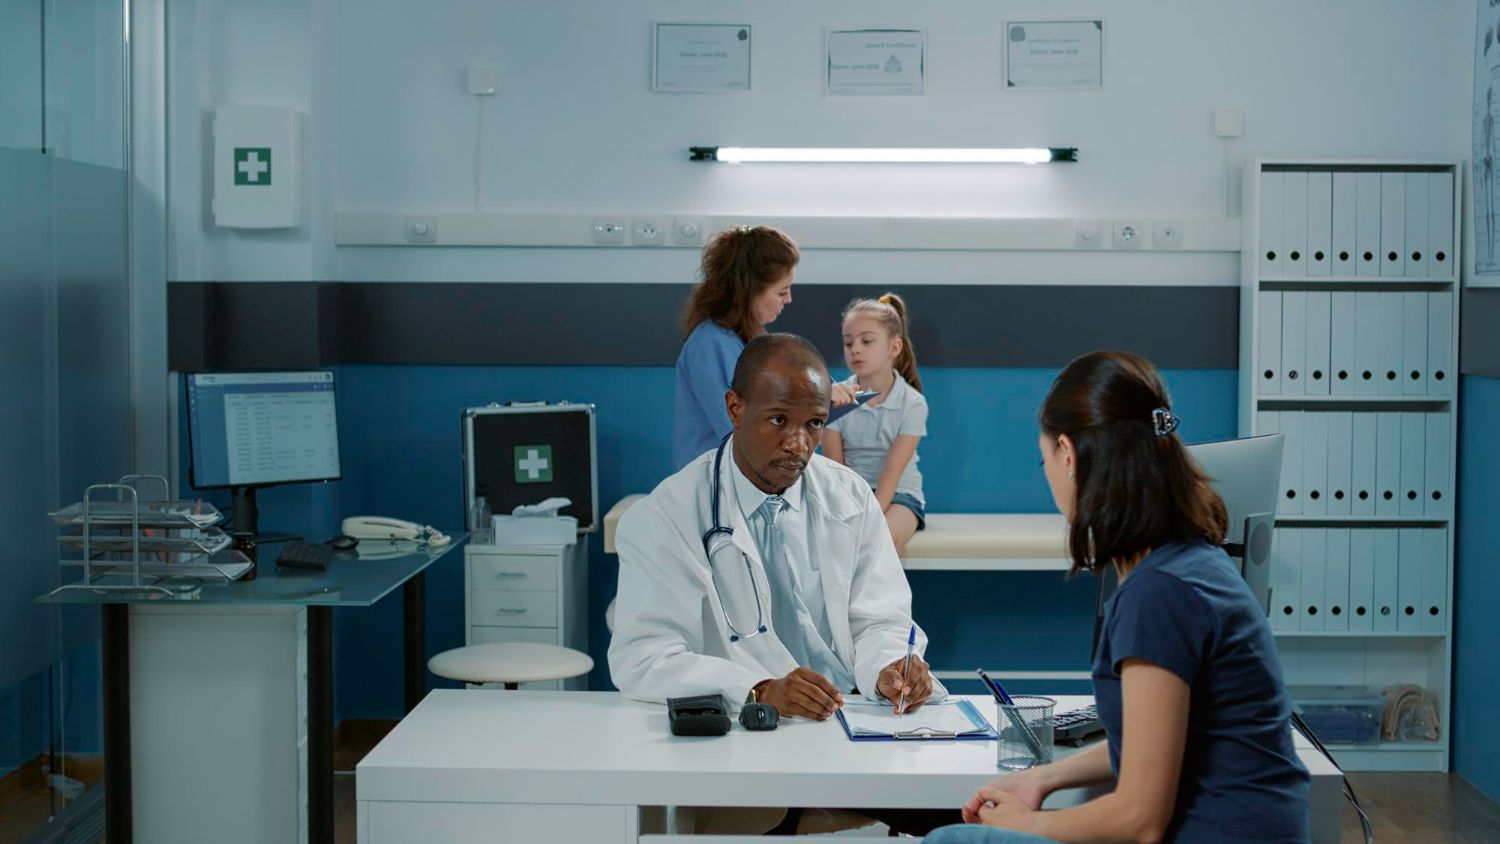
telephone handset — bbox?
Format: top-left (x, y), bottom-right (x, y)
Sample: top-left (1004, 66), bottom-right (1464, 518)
top-left (341, 516), bottom-right (451, 547)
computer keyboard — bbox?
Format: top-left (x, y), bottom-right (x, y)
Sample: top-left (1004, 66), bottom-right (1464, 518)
top-left (1053, 704), bottom-right (1104, 744)
top-left (275, 540), bottom-right (333, 572)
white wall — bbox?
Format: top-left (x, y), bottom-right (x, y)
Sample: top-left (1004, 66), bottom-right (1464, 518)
top-left (170, 0), bottom-right (1475, 286)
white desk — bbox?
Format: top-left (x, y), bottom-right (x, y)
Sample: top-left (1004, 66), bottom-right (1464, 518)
top-left (356, 691), bottom-right (1342, 842)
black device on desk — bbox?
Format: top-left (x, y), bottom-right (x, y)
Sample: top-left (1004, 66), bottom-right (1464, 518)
top-left (668, 694), bottom-right (732, 736)
top-left (1053, 704), bottom-right (1104, 745)
top-left (275, 540), bottom-right (334, 572)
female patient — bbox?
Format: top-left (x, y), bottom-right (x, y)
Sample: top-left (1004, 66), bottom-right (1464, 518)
top-left (928, 351), bottom-right (1309, 844)
top-left (822, 293), bottom-right (929, 554)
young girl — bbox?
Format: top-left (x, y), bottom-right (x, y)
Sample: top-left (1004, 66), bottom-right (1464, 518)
top-left (822, 293), bottom-right (928, 553)
top-left (926, 351), bottom-right (1310, 844)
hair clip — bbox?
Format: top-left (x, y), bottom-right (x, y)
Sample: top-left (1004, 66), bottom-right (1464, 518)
top-left (878, 294), bottom-right (893, 305)
top-left (739, 224), bottom-right (754, 234)
top-left (1152, 408), bottom-right (1180, 437)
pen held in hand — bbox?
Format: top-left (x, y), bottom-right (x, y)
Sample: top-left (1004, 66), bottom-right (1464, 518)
top-left (897, 624), bottom-right (916, 717)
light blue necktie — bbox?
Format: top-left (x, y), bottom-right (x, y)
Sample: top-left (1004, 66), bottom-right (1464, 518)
top-left (754, 496), bottom-right (813, 667)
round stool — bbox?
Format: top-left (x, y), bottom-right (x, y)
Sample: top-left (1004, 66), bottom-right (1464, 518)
top-left (428, 642), bottom-right (594, 690)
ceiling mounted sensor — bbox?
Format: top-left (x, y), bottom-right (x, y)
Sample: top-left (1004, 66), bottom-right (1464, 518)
top-left (688, 146), bottom-right (1078, 164)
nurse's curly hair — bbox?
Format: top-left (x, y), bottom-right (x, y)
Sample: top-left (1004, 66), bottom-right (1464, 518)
top-left (682, 225), bottom-right (800, 343)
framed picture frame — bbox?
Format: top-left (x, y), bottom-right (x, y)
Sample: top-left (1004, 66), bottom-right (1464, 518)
top-left (824, 27), bottom-right (926, 96)
top-left (653, 22), bottom-right (753, 93)
top-left (1004, 19), bottom-right (1105, 91)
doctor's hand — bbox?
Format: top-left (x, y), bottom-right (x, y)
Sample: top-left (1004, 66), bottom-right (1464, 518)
top-left (755, 668), bottom-right (845, 720)
top-left (830, 383), bottom-right (858, 407)
top-left (876, 654), bottom-right (933, 714)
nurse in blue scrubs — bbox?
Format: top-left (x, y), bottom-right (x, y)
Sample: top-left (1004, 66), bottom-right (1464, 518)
top-left (671, 225), bottom-right (852, 470)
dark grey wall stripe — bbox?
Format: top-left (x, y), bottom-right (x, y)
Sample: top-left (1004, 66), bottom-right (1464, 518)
top-left (167, 281), bottom-right (1239, 372)
top-left (1461, 288), bottom-right (1500, 378)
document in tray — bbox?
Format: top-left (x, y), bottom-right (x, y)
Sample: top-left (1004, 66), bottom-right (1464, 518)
top-left (837, 699), bottom-right (996, 741)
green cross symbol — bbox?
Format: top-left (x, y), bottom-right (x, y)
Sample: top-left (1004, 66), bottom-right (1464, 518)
top-left (515, 445), bottom-right (553, 483)
top-left (234, 148), bottom-right (272, 186)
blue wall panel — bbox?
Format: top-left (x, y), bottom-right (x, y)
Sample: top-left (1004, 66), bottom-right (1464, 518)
top-left (1454, 375), bottom-right (1500, 801)
top-left (182, 364), bottom-right (1239, 722)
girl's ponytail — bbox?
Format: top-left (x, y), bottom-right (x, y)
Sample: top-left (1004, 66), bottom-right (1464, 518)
top-left (880, 293), bottom-right (922, 393)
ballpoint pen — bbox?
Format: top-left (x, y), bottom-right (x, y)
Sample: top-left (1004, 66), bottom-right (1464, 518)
top-left (897, 625), bottom-right (916, 717)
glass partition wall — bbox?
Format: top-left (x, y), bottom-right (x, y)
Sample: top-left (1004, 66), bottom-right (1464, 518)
top-left (1, 0), bottom-right (133, 838)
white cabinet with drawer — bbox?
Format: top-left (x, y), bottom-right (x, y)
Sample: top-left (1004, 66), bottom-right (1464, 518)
top-left (464, 542), bottom-right (588, 691)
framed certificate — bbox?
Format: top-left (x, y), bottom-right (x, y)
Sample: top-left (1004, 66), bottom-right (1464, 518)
top-left (1004, 20), bottom-right (1105, 91)
top-left (825, 28), bottom-right (926, 96)
top-left (653, 23), bottom-right (752, 93)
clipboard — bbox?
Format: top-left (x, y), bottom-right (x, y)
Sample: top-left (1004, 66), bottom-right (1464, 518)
top-left (836, 699), bottom-right (998, 742)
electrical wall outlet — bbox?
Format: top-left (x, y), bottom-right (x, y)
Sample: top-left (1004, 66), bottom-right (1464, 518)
top-left (404, 216), bottom-right (437, 244)
top-left (632, 216), bottom-right (668, 246)
top-left (1113, 221), bottom-right (1145, 249)
top-left (1074, 219), bottom-right (1105, 249)
top-left (591, 217), bottom-right (626, 245)
top-left (1153, 221), bottom-right (1184, 249)
top-left (673, 216), bottom-right (705, 246)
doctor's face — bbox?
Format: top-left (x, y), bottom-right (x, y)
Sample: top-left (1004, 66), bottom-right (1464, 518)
top-left (726, 358), bottom-right (831, 494)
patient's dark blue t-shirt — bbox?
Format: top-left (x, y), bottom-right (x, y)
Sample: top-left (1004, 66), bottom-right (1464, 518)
top-left (1093, 539), bottom-right (1311, 843)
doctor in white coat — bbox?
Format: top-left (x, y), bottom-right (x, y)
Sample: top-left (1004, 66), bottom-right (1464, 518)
top-left (610, 333), bottom-right (943, 720)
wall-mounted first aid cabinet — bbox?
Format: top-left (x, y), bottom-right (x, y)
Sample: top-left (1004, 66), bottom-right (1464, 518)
top-left (213, 105), bottom-right (303, 229)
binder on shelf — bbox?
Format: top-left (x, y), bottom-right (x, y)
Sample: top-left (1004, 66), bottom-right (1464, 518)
top-left (1354, 292), bottom-right (1381, 396)
top-left (1330, 292), bottom-right (1357, 395)
top-left (1425, 412), bottom-right (1450, 517)
top-left (1257, 290), bottom-right (1282, 395)
top-left (1307, 172), bottom-right (1333, 276)
top-left (1427, 292), bottom-right (1453, 396)
top-left (1301, 528), bottom-right (1327, 631)
top-left (1378, 292), bottom-right (1405, 396)
top-left (1325, 528), bottom-right (1351, 632)
top-left (1404, 172), bottom-right (1430, 277)
top-left (1429, 172), bottom-right (1454, 277)
top-left (1375, 412), bottom-right (1401, 517)
top-left (1422, 528), bottom-right (1447, 633)
top-left (1274, 528), bottom-right (1301, 631)
top-left (1332, 172), bottom-right (1358, 276)
top-left (1326, 412), bottom-right (1353, 516)
top-left (1282, 292), bottom-right (1308, 396)
top-left (1400, 412), bottom-right (1426, 517)
top-left (1260, 171), bottom-right (1285, 278)
top-left (1351, 413), bottom-right (1377, 516)
top-left (1380, 172), bottom-right (1406, 277)
top-left (1348, 529), bottom-right (1375, 632)
top-left (1356, 172), bottom-right (1383, 277)
top-left (1257, 411), bottom-right (1279, 439)
top-left (1284, 172), bottom-right (1309, 276)
top-left (1372, 528), bottom-right (1399, 632)
top-left (1279, 411), bottom-right (1304, 515)
top-left (1303, 413), bottom-right (1329, 516)
top-left (1402, 291), bottom-right (1428, 395)
top-left (1397, 529), bottom-right (1423, 632)
top-left (1305, 292), bottom-right (1331, 394)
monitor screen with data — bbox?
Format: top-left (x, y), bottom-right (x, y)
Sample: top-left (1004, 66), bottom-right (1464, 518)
top-left (187, 371), bottom-right (342, 489)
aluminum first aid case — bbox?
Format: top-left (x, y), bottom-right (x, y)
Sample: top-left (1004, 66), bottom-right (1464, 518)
top-left (462, 402), bottom-right (599, 533)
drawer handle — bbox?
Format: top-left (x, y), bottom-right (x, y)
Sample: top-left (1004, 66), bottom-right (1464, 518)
top-left (495, 608), bottom-right (527, 615)
top-left (494, 571), bottom-right (527, 579)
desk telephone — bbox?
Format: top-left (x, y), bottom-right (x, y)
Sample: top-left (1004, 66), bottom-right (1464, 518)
top-left (341, 516), bottom-right (452, 547)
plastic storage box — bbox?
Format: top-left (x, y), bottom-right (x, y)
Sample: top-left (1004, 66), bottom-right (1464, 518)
top-left (1288, 685), bottom-right (1385, 746)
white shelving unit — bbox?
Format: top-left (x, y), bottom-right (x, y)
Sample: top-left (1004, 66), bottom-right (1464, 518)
top-left (1239, 159), bottom-right (1459, 772)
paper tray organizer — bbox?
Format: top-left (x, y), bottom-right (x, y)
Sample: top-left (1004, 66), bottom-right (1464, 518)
top-left (47, 475), bottom-right (252, 597)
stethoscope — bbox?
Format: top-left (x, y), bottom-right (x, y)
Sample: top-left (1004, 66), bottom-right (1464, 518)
top-left (702, 435), bottom-right (769, 643)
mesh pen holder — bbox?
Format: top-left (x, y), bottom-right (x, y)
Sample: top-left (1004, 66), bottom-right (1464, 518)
top-left (996, 696), bottom-right (1055, 770)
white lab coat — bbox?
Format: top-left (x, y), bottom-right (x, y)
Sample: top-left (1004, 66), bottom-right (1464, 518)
top-left (609, 440), bottom-right (945, 709)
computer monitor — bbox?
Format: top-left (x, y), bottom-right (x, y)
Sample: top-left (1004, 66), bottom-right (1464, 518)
top-left (186, 370), bottom-right (342, 536)
top-left (1186, 434), bottom-right (1284, 615)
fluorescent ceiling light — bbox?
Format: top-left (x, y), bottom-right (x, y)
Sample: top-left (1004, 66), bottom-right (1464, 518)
top-left (689, 146), bottom-right (1077, 164)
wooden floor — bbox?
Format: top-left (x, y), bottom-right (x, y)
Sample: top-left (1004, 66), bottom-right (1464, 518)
top-left (2, 731), bottom-right (1498, 842)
